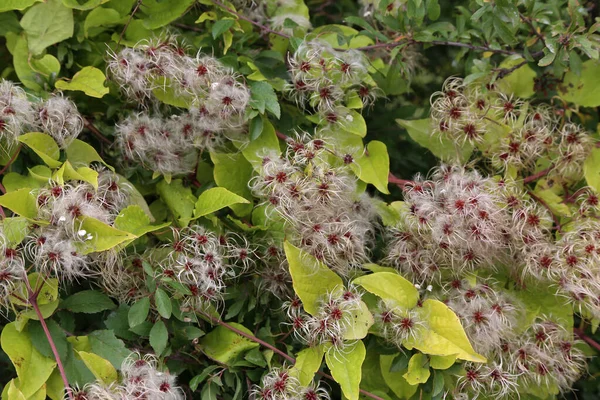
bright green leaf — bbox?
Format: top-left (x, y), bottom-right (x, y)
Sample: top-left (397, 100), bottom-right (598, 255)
top-left (325, 340), bottom-right (366, 400)
top-left (498, 56), bottom-right (536, 98)
top-left (18, 132), bottom-right (61, 167)
top-left (0, 188), bottom-right (37, 218)
top-left (403, 353), bottom-right (430, 385)
top-left (77, 351), bottom-right (117, 384)
top-left (55, 67), bottom-right (109, 98)
top-left (77, 216), bottom-right (137, 254)
top-left (200, 323), bottom-right (259, 365)
top-left (0, 0), bottom-right (41, 12)
top-left (210, 152), bottom-right (253, 217)
top-left (353, 271), bottom-right (419, 309)
top-left (380, 354), bottom-right (418, 399)
top-left (584, 147), bottom-right (600, 193)
top-left (350, 140), bottom-right (390, 194)
top-left (560, 60), bottom-right (600, 107)
top-left (1, 323), bottom-right (56, 398)
top-left (194, 187), bottom-right (250, 219)
top-left (156, 179), bottom-right (196, 227)
top-left (397, 118), bottom-right (473, 163)
top-left (20, 0), bottom-right (74, 55)
top-left (284, 241), bottom-right (343, 316)
top-left (11, 36), bottom-right (60, 92)
top-left (65, 139), bottom-right (110, 169)
top-left (240, 119), bottom-right (281, 168)
top-left (62, 0), bottom-right (109, 10)
top-left (212, 19), bottom-right (235, 39)
top-left (429, 354), bottom-right (456, 370)
top-left (141, 0), bottom-right (195, 29)
top-left (291, 346), bottom-right (325, 386)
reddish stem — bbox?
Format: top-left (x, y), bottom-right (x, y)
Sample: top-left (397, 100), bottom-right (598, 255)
top-left (388, 173), bottom-right (415, 188)
top-left (523, 166), bottom-right (552, 184)
top-left (83, 118), bottom-right (112, 145)
top-left (201, 312), bottom-right (385, 400)
top-left (574, 328), bottom-right (600, 352)
top-left (0, 144), bottom-right (22, 176)
top-left (24, 277), bottom-right (73, 400)
top-left (275, 131), bottom-right (289, 141)
top-left (0, 181), bottom-right (6, 194)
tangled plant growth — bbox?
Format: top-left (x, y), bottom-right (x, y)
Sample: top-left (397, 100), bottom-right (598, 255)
top-left (0, 1), bottom-right (600, 400)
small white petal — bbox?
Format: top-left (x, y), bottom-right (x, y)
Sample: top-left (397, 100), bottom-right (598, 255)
top-left (77, 230), bottom-right (87, 237)
top-left (414, 284), bottom-right (421, 289)
top-left (427, 285), bottom-right (433, 292)
top-left (58, 216), bottom-right (67, 222)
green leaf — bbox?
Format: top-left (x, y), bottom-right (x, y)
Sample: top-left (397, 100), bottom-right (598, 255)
top-left (584, 148), bottom-right (600, 193)
top-left (212, 19), bottom-right (235, 39)
top-left (55, 66), bottom-right (109, 98)
top-left (45, 370), bottom-right (65, 400)
top-left (403, 353), bottom-right (430, 385)
top-left (65, 139), bottom-right (110, 168)
top-left (60, 290), bottom-right (116, 314)
top-left (199, 323), bottom-right (260, 365)
top-left (429, 354), bottom-right (456, 370)
top-left (55, 161), bottom-right (98, 188)
top-left (77, 216), bottom-right (137, 254)
top-left (83, 7), bottom-right (122, 37)
top-left (498, 56), bottom-right (536, 98)
top-left (240, 119), bottom-right (281, 168)
top-left (128, 297), bottom-right (150, 327)
top-left (350, 140), bottom-right (390, 194)
top-left (1, 323), bottom-right (56, 398)
top-left (20, 0), bottom-right (74, 55)
top-left (249, 115), bottom-right (264, 141)
top-left (511, 282), bottom-right (573, 329)
top-left (407, 299), bottom-right (486, 363)
top-left (154, 288), bottom-right (172, 319)
top-left (62, 0), bottom-right (109, 10)
top-left (156, 179), bottom-right (196, 227)
top-left (6, 380), bottom-right (26, 400)
top-left (344, 110), bottom-right (367, 137)
top-left (113, 205), bottom-right (170, 239)
top-left (152, 79), bottom-right (192, 108)
top-left (249, 81), bottom-right (281, 119)
top-left (325, 340), bottom-right (366, 400)
top-left (141, 0), bottom-right (195, 29)
top-left (291, 346), bottom-right (325, 386)
top-left (149, 321), bottom-right (169, 355)
top-left (283, 241), bottom-right (344, 315)
top-left (210, 152), bottom-right (253, 217)
top-left (28, 320), bottom-right (68, 361)
top-left (18, 132), bottom-right (61, 168)
top-left (380, 354), bottom-right (418, 399)
top-left (194, 187), bottom-right (250, 219)
top-left (1, 217), bottom-right (29, 246)
top-left (353, 271), bottom-right (419, 309)
top-left (559, 60), bottom-right (600, 107)
top-left (342, 300), bottom-right (374, 340)
top-left (11, 35), bottom-right (60, 92)
top-left (0, 188), bottom-right (38, 218)
top-left (0, 0), bottom-right (41, 12)
top-left (88, 330), bottom-right (131, 369)
top-left (397, 118), bottom-right (473, 163)
top-left (77, 351), bottom-right (117, 385)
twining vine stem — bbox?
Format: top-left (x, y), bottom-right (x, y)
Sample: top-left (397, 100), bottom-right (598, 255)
top-left (23, 276), bottom-right (74, 400)
top-left (199, 312), bottom-right (386, 400)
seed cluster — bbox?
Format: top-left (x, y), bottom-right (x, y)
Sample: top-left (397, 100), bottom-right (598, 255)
top-left (383, 166), bottom-right (551, 282)
top-left (74, 353), bottom-right (183, 400)
top-left (430, 77), bottom-right (592, 181)
top-left (286, 40), bottom-right (379, 124)
top-left (251, 133), bottom-right (375, 275)
top-left (251, 367), bottom-right (330, 400)
top-left (0, 80), bottom-right (83, 149)
top-left (109, 37), bottom-right (250, 176)
top-left (287, 288), bottom-right (363, 351)
top-left (233, 0), bottom-right (312, 35)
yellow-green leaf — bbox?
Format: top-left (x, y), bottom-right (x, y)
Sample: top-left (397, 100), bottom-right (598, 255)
top-left (498, 56), bottom-right (536, 99)
top-left (210, 152), bottom-right (254, 217)
top-left (350, 140), bottom-right (390, 194)
top-left (194, 187), bottom-right (250, 219)
top-left (199, 323), bottom-right (259, 365)
top-left (560, 60), bottom-right (600, 107)
top-left (65, 139), bottom-right (111, 169)
top-left (380, 355), bottom-right (418, 399)
top-left (325, 340), bottom-right (366, 400)
top-left (240, 119), bottom-right (281, 169)
top-left (291, 346), bottom-right (325, 386)
top-left (0, 323), bottom-right (56, 398)
top-left (403, 353), bottom-right (430, 385)
top-left (55, 66), bottom-right (109, 98)
top-left (429, 354), bottom-right (456, 370)
top-left (283, 241), bottom-right (343, 316)
top-left (353, 271), bottom-right (419, 309)
top-left (18, 132), bottom-right (61, 168)
top-left (408, 299), bottom-right (486, 363)
top-left (584, 147), bottom-right (600, 193)
top-left (77, 351), bottom-right (118, 384)
top-left (77, 216), bottom-right (137, 254)
top-left (343, 301), bottom-right (374, 340)
top-left (0, 188), bottom-right (38, 218)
